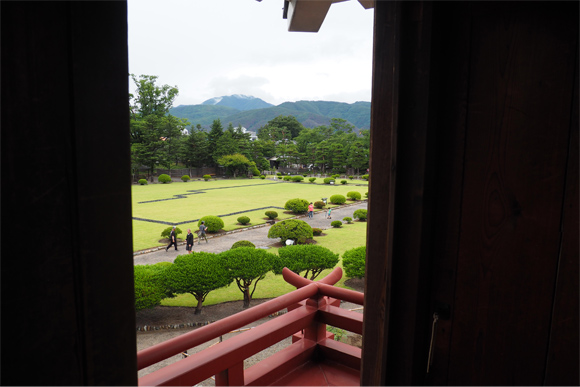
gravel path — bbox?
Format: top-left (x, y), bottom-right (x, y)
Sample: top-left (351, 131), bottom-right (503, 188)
top-left (133, 200), bottom-right (368, 265)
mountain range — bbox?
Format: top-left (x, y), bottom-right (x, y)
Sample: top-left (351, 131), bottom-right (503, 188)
top-left (169, 95), bottom-right (370, 133)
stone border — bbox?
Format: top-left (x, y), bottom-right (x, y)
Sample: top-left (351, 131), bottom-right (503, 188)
top-left (136, 310), bottom-right (287, 331)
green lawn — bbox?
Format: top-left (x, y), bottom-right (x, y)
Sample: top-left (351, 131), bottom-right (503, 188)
top-left (132, 178), bottom-right (368, 251)
top-left (160, 219), bottom-right (367, 308)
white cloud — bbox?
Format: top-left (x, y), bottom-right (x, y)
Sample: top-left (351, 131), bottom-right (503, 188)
top-left (128, 0), bottom-right (374, 106)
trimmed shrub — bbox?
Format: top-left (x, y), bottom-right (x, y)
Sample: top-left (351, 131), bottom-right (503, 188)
top-left (203, 174), bottom-right (211, 181)
top-left (250, 164), bottom-right (261, 176)
top-left (329, 194), bottom-right (346, 205)
top-left (349, 175), bottom-right (354, 180)
top-left (283, 176), bottom-right (291, 181)
top-left (273, 245), bottom-right (339, 280)
top-left (343, 217), bottom-right (353, 224)
top-left (231, 240), bottom-right (255, 249)
top-left (309, 177), bottom-right (316, 183)
top-left (134, 263), bottom-right (174, 311)
top-left (365, 192), bottom-right (368, 197)
top-left (347, 191), bottom-right (362, 201)
top-left (342, 246), bottom-right (366, 279)
top-left (291, 175), bottom-right (304, 182)
top-left (165, 253), bottom-right (232, 314)
top-left (158, 174), bottom-right (171, 184)
top-left (353, 209), bottom-right (368, 221)
top-left (260, 175), bottom-right (265, 179)
top-left (341, 180), bottom-right (347, 185)
top-left (284, 198), bottom-right (309, 214)
top-left (161, 226), bottom-right (182, 239)
top-left (362, 174), bottom-right (369, 181)
top-left (181, 175), bottom-right (190, 182)
top-left (331, 220), bottom-right (343, 228)
top-left (237, 216), bottom-right (250, 225)
top-left (198, 216), bottom-right (224, 233)
top-left (265, 210), bottom-right (278, 219)
top-left (276, 172), bottom-right (282, 176)
top-left (323, 177), bottom-right (335, 184)
top-left (138, 179), bottom-right (148, 185)
top-left (332, 174), bottom-right (340, 179)
top-left (220, 247), bottom-right (277, 308)
top-left (303, 173), bottom-right (308, 177)
top-left (268, 219), bottom-right (313, 244)
top-left (314, 201), bottom-right (326, 209)
top-left (312, 227), bottom-right (323, 236)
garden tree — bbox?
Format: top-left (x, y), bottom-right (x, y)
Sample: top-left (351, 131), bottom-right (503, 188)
top-left (165, 253), bottom-right (233, 314)
top-left (158, 115), bottom-right (188, 170)
top-left (315, 140), bottom-right (331, 174)
top-left (207, 119), bottom-right (224, 165)
top-left (294, 127), bottom-right (325, 154)
top-left (347, 141), bottom-right (368, 175)
top-left (219, 247), bottom-right (276, 308)
top-left (214, 130), bottom-right (239, 163)
top-left (267, 219), bottom-right (313, 244)
top-left (330, 143), bottom-right (346, 173)
top-left (330, 118), bottom-right (355, 134)
top-left (257, 115), bottom-right (304, 141)
top-left (180, 126), bottom-right (210, 174)
top-left (134, 263), bottom-right (173, 311)
top-left (273, 245), bottom-right (339, 280)
top-left (359, 129), bottom-right (371, 149)
top-left (303, 143), bottom-right (318, 169)
top-left (217, 153), bottom-right (252, 177)
top-left (233, 125), bottom-right (252, 160)
top-left (129, 74), bottom-right (189, 178)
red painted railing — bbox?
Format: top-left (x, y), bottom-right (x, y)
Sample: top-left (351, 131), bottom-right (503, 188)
top-left (137, 267), bottom-right (364, 386)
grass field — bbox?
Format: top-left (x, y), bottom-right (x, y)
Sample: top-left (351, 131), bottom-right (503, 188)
top-left (132, 177), bottom-right (368, 252)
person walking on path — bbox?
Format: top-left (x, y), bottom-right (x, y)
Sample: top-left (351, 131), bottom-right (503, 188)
top-left (327, 207), bottom-right (332, 219)
top-left (166, 226), bottom-right (178, 252)
top-left (198, 221), bottom-right (208, 244)
top-left (308, 202), bottom-right (314, 219)
top-left (185, 229), bottom-right (194, 253)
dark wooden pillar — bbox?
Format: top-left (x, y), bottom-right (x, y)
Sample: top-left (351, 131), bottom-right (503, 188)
top-left (1, 2), bottom-right (137, 385)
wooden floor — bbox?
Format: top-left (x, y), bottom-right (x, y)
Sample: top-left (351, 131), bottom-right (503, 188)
top-left (270, 359), bottom-right (360, 386)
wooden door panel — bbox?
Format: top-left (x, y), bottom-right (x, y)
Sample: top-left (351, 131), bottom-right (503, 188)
top-left (447, 3), bottom-right (578, 385)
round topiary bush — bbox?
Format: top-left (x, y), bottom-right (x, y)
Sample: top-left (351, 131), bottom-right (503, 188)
top-left (312, 227), bottom-right (322, 236)
top-left (291, 176), bottom-right (304, 182)
top-left (323, 177), bottom-right (335, 184)
top-left (267, 219), bottom-right (313, 245)
top-left (161, 226), bottom-right (182, 239)
top-left (331, 220), bottom-right (343, 228)
top-left (276, 172), bottom-right (282, 176)
top-left (362, 174), bottom-right (369, 181)
top-left (203, 174), bottom-right (211, 181)
top-left (198, 216), bottom-right (224, 233)
top-left (138, 179), bottom-right (148, 185)
top-left (347, 191), bottom-right (362, 201)
top-left (343, 217), bottom-right (353, 224)
top-left (284, 198), bottom-right (309, 214)
top-left (349, 175), bottom-right (354, 180)
top-left (341, 180), bottom-right (347, 185)
top-left (265, 210), bottom-right (278, 220)
top-left (342, 246), bottom-right (366, 279)
top-left (231, 240), bottom-right (255, 249)
top-left (302, 173), bottom-right (308, 177)
top-left (181, 175), bottom-right (190, 182)
top-left (158, 174), bottom-right (171, 184)
top-left (365, 192), bottom-right (368, 197)
top-left (309, 177), bottom-right (316, 183)
top-left (314, 201), bottom-right (326, 209)
top-left (237, 216), bottom-right (250, 225)
top-left (353, 209), bottom-right (368, 221)
top-left (329, 194), bottom-right (346, 205)
top-left (283, 176), bottom-right (291, 181)
top-left (260, 175), bottom-right (265, 179)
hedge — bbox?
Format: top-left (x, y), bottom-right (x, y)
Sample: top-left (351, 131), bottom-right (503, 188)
top-left (342, 246), bottom-right (366, 279)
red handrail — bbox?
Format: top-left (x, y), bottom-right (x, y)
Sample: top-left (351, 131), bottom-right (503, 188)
top-left (137, 267), bottom-right (364, 386)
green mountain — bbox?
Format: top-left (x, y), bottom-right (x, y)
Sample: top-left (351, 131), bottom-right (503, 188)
top-left (170, 96), bottom-right (370, 133)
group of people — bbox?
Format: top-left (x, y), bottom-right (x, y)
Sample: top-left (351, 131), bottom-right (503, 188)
top-left (165, 221), bottom-right (208, 253)
top-left (308, 202), bottom-right (332, 219)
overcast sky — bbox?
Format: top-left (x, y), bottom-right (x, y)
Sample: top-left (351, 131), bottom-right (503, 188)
top-left (128, 0), bottom-right (374, 107)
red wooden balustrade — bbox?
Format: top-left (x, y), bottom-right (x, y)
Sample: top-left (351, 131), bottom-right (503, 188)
top-left (137, 267), bottom-right (364, 386)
